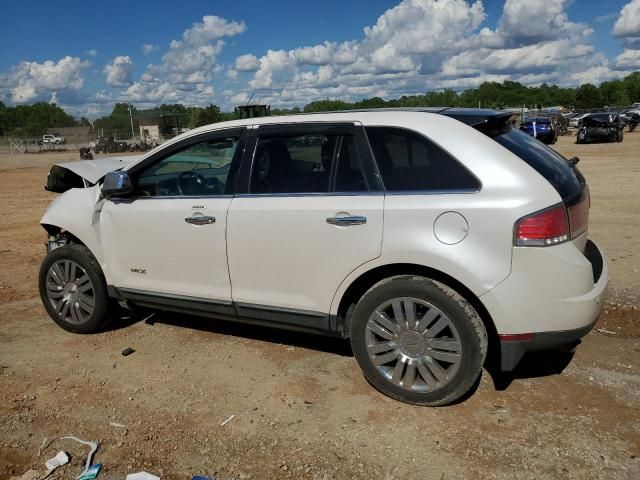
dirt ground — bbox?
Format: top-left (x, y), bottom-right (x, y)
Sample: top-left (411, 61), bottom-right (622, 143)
top-left (0, 135), bottom-right (639, 480)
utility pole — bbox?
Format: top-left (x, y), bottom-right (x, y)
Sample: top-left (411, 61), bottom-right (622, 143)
top-left (128, 104), bottom-right (135, 140)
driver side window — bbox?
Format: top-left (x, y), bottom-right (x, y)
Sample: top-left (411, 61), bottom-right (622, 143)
top-left (136, 134), bottom-right (239, 197)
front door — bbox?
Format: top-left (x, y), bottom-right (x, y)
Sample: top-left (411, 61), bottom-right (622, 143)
top-left (100, 129), bottom-right (244, 307)
top-left (227, 123), bottom-right (384, 327)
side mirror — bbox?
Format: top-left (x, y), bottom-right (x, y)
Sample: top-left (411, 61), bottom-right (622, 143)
top-left (102, 170), bottom-right (133, 197)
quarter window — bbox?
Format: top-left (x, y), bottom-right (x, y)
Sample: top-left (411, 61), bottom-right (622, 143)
top-left (365, 127), bottom-right (479, 192)
top-left (249, 133), bottom-right (367, 194)
top-left (136, 135), bottom-right (239, 196)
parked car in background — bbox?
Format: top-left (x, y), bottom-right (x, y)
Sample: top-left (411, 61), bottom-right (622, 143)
top-left (569, 113), bottom-right (590, 128)
top-left (42, 133), bottom-right (65, 144)
top-left (627, 111), bottom-right (640, 132)
top-left (577, 113), bottom-right (624, 144)
top-left (519, 117), bottom-right (557, 144)
top-left (620, 109), bottom-right (640, 129)
top-left (38, 108), bottom-right (607, 406)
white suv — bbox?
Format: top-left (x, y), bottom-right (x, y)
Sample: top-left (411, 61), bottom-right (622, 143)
top-left (39, 109), bottom-right (608, 405)
top-left (42, 133), bottom-right (65, 144)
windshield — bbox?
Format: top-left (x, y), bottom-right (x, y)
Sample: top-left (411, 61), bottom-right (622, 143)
top-left (492, 128), bottom-right (585, 203)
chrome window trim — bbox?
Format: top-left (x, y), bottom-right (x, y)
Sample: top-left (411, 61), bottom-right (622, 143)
top-left (234, 192), bottom-right (385, 199)
top-left (383, 188), bottom-right (480, 196)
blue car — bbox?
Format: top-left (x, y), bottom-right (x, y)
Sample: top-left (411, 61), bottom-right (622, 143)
top-left (519, 117), bottom-right (557, 144)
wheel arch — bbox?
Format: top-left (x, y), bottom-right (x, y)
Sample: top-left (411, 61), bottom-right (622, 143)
top-left (335, 263), bottom-right (499, 360)
top-left (42, 223), bottom-right (85, 244)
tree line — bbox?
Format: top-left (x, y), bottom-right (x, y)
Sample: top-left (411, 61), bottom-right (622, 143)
top-left (1, 71), bottom-right (638, 137)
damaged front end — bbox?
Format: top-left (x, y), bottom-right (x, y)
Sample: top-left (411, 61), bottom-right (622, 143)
top-left (45, 156), bottom-right (142, 193)
top-left (576, 113), bottom-right (624, 144)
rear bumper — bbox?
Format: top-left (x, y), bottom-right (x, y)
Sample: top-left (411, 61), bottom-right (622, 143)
top-left (480, 239), bottom-right (608, 371)
top-left (499, 319), bottom-right (596, 371)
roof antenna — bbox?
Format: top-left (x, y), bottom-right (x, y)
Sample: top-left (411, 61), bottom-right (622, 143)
top-left (245, 92), bottom-right (255, 106)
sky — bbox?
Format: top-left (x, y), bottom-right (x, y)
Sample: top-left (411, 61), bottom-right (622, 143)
top-left (1, 0), bottom-right (639, 118)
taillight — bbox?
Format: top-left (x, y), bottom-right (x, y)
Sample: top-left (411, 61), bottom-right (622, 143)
top-left (514, 204), bottom-right (569, 246)
top-left (567, 189), bottom-right (589, 239)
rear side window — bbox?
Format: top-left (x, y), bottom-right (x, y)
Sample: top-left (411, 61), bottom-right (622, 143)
top-left (365, 127), bottom-right (479, 192)
top-left (493, 129), bottom-right (585, 202)
top-left (249, 134), bottom-right (367, 194)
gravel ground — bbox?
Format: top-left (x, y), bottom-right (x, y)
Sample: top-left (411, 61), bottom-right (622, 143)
top-left (0, 134), bottom-right (639, 480)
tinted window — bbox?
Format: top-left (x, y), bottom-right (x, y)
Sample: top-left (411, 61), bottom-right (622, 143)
top-left (136, 135), bottom-right (239, 196)
top-left (493, 129), bottom-right (584, 202)
top-left (249, 134), bottom-right (367, 194)
top-left (365, 127), bottom-right (479, 192)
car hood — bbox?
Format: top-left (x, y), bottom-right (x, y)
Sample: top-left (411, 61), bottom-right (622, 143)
top-left (45, 155), bottom-right (143, 193)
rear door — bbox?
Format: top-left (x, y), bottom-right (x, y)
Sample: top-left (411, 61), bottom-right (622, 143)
top-left (227, 122), bottom-right (383, 329)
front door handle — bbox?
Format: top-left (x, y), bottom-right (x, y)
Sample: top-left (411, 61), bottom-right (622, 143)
top-left (185, 215), bottom-right (216, 225)
top-left (326, 215), bottom-right (367, 226)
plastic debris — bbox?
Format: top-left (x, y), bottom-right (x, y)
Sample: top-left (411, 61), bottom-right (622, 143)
top-left (220, 414), bottom-right (236, 426)
top-left (596, 328), bottom-right (617, 335)
top-left (192, 476), bottom-right (214, 480)
top-left (126, 472), bottom-right (161, 480)
top-left (45, 451), bottom-right (69, 471)
top-left (60, 436), bottom-right (99, 480)
top-left (122, 347), bottom-right (136, 356)
top-left (109, 421), bottom-right (126, 428)
top-left (78, 464), bottom-right (102, 480)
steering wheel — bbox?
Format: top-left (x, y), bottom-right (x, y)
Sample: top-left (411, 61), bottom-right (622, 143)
top-left (177, 171), bottom-right (207, 196)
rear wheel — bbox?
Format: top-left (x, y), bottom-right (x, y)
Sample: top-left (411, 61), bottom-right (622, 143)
top-left (39, 244), bottom-right (110, 333)
top-left (350, 275), bottom-right (487, 406)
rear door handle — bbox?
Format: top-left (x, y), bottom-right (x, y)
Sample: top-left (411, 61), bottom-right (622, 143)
top-left (185, 215), bottom-right (216, 225)
top-left (326, 215), bottom-right (367, 226)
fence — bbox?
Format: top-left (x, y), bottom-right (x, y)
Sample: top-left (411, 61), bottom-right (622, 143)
top-left (0, 135), bottom-right (142, 154)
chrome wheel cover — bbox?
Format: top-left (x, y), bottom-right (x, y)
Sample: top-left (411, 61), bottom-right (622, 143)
top-left (365, 297), bottom-right (462, 392)
top-left (45, 260), bottom-right (95, 325)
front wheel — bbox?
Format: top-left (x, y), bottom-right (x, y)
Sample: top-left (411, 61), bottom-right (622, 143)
top-left (39, 243), bottom-right (110, 333)
top-left (350, 276), bottom-right (487, 406)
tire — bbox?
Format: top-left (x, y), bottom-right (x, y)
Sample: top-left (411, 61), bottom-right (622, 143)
top-left (39, 243), bottom-right (110, 334)
top-left (349, 275), bottom-right (487, 406)
top-left (617, 130), bottom-right (623, 142)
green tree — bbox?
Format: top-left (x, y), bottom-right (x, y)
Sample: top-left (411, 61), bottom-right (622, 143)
top-left (574, 84), bottom-right (602, 109)
top-left (599, 80), bottom-right (630, 106)
top-left (622, 72), bottom-right (640, 103)
top-left (188, 104), bottom-right (222, 128)
top-left (304, 99), bottom-right (352, 112)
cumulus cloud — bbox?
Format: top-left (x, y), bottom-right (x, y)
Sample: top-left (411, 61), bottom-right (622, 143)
top-left (181, 15), bottom-right (246, 45)
top-left (613, 0), bottom-right (640, 38)
top-left (615, 48), bottom-right (640, 69)
top-left (103, 56), bottom-right (134, 87)
top-left (142, 44), bottom-right (158, 55)
top-left (2, 1), bottom-right (632, 113)
top-left (119, 14), bottom-right (245, 106)
top-left (0, 56), bottom-right (89, 104)
top-left (249, 49), bottom-right (297, 89)
top-left (234, 54), bottom-right (260, 71)
top-left (442, 40), bottom-right (594, 76)
top-left (495, 0), bottom-right (592, 47)
top-left (361, 0), bottom-right (485, 55)
top-left (226, 0), bottom-right (622, 109)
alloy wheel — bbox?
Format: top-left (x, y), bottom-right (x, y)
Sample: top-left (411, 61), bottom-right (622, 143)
top-left (45, 260), bottom-right (95, 325)
top-left (365, 297), bottom-right (462, 392)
